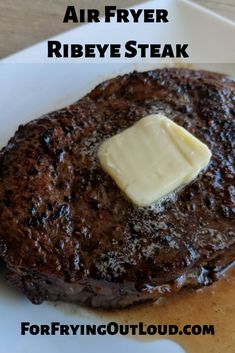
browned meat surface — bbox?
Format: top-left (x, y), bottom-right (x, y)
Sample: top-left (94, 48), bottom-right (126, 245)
top-left (0, 68), bottom-right (234, 308)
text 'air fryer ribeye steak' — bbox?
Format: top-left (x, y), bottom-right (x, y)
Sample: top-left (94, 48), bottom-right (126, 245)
top-left (0, 68), bottom-right (234, 308)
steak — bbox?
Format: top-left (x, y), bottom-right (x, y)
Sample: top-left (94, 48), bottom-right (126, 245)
top-left (0, 68), bottom-right (234, 309)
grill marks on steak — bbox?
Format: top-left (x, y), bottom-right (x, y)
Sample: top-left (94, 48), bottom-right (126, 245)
top-left (0, 68), bottom-right (234, 308)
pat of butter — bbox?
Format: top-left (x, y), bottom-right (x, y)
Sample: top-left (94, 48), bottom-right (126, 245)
top-left (98, 114), bottom-right (212, 207)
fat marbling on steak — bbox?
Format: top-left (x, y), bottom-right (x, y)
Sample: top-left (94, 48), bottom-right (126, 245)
top-left (0, 68), bottom-right (234, 308)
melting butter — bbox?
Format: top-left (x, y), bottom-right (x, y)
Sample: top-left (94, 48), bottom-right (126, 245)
top-left (98, 114), bottom-right (212, 207)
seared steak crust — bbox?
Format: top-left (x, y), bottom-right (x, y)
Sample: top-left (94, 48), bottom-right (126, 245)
top-left (0, 68), bottom-right (234, 308)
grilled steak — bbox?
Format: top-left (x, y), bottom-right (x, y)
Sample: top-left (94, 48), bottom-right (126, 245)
top-left (0, 68), bottom-right (234, 308)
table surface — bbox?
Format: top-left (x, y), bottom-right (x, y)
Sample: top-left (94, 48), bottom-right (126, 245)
top-left (0, 0), bottom-right (234, 59)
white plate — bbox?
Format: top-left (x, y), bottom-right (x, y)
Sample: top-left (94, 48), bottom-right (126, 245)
top-left (0, 1), bottom-right (234, 352)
